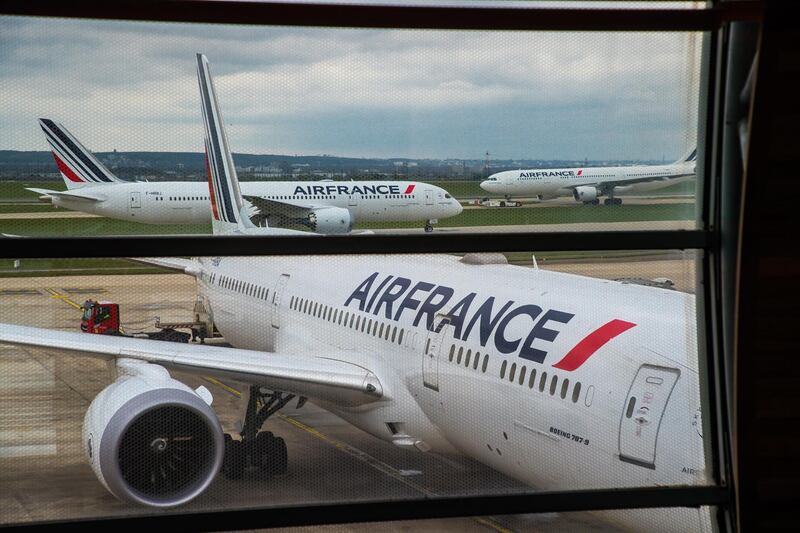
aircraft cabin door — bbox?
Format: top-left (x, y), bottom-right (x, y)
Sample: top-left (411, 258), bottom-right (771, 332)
top-left (423, 314), bottom-right (451, 392)
top-left (271, 274), bottom-right (290, 329)
top-left (618, 364), bottom-right (680, 470)
top-left (424, 188), bottom-right (434, 206)
top-left (129, 191), bottom-right (141, 213)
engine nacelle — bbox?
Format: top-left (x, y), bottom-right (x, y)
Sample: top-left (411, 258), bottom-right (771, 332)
top-left (83, 360), bottom-right (223, 507)
top-left (308, 206), bottom-right (353, 234)
top-left (573, 186), bottom-right (599, 202)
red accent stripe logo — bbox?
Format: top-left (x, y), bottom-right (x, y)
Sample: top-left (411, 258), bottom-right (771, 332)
top-left (404, 184), bottom-right (415, 194)
top-left (551, 319), bottom-right (636, 371)
top-left (52, 152), bottom-right (83, 182)
top-left (205, 150), bottom-right (220, 221)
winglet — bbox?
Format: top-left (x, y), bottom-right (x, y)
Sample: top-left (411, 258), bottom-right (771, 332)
top-left (38, 118), bottom-right (122, 190)
top-left (196, 53), bottom-right (254, 235)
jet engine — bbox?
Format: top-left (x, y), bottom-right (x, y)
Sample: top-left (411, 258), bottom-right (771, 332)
top-left (573, 186), bottom-right (599, 202)
top-left (308, 206), bottom-right (353, 234)
top-left (83, 360), bottom-right (223, 507)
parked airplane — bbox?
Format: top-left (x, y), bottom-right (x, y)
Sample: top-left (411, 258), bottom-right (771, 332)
top-left (480, 150), bottom-right (696, 205)
top-left (32, 118), bottom-right (462, 233)
top-left (0, 55), bottom-right (709, 531)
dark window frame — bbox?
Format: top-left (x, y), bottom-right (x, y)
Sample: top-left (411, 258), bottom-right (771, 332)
top-left (0, 0), bottom-right (756, 529)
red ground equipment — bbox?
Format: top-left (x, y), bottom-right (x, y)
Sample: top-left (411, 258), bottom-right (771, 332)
top-left (81, 300), bottom-right (120, 334)
top-left (80, 299), bottom-right (192, 342)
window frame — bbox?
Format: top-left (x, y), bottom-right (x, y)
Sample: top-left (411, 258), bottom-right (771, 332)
top-left (0, 0), bottom-right (756, 530)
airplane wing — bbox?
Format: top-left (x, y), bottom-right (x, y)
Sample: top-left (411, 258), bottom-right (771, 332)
top-left (25, 187), bottom-right (105, 202)
top-left (0, 323), bottom-right (383, 407)
top-left (129, 257), bottom-right (200, 275)
top-left (565, 169), bottom-right (696, 194)
top-left (243, 195), bottom-right (321, 218)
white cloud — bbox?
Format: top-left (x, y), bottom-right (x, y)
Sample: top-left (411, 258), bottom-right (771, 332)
top-left (0, 16), bottom-right (700, 158)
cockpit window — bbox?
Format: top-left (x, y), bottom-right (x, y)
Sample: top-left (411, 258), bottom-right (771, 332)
top-left (445, 194), bottom-right (452, 199)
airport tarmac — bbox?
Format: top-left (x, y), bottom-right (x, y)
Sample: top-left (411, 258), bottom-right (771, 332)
top-left (0, 264), bottom-right (688, 530)
top-left (386, 219), bottom-right (695, 234)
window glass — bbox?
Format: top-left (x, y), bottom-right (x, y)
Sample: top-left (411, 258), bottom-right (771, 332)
top-left (0, 18), bottom-right (700, 239)
top-left (572, 381), bottom-right (582, 403)
top-left (0, 5), bottom-right (714, 529)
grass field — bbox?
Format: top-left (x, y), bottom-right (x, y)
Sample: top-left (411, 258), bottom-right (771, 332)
top-left (0, 180), bottom-right (65, 197)
top-left (0, 258), bottom-right (166, 277)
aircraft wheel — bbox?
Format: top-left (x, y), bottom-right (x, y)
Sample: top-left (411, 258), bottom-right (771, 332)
top-left (255, 432), bottom-right (287, 475)
top-left (222, 435), bottom-right (245, 480)
top-left (252, 431), bottom-right (273, 469)
top-left (424, 224), bottom-right (433, 233)
top-left (270, 437), bottom-right (288, 475)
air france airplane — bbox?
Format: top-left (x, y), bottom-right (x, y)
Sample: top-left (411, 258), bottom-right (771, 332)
top-left (31, 119), bottom-right (461, 233)
top-left (0, 55), bottom-right (710, 532)
top-left (481, 150), bottom-right (696, 205)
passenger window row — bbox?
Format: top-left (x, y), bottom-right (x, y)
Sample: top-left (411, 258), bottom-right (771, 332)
top-left (167, 196), bottom-right (210, 201)
top-left (207, 271), bottom-right (271, 301)
top-left (446, 344), bottom-right (489, 373)
top-left (499, 359), bottom-right (583, 404)
top-left (289, 295), bottom-right (406, 346)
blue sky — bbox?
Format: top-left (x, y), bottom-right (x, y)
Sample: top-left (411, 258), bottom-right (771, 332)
top-left (0, 15), bottom-right (700, 160)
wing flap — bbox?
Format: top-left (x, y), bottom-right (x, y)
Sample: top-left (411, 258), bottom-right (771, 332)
top-left (243, 195), bottom-right (316, 218)
top-left (0, 324), bottom-right (383, 406)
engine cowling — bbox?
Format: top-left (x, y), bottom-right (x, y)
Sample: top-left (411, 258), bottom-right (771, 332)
top-left (308, 206), bottom-right (353, 234)
top-left (83, 360), bottom-right (223, 507)
top-left (573, 186), bottom-right (599, 202)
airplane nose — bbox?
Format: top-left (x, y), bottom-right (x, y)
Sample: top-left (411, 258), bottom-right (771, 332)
top-left (453, 200), bottom-right (463, 215)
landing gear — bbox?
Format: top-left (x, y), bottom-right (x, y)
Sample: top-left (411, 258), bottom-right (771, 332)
top-left (603, 198), bottom-right (623, 206)
top-left (424, 218), bottom-right (438, 233)
top-left (582, 199), bottom-right (600, 205)
top-left (221, 386), bottom-right (299, 479)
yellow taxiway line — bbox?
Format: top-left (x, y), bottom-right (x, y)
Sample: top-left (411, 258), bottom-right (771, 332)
top-left (201, 376), bottom-right (516, 533)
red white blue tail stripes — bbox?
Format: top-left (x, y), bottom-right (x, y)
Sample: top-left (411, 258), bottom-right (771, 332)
top-left (38, 118), bottom-right (121, 188)
top-left (196, 53), bottom-right (243, 225)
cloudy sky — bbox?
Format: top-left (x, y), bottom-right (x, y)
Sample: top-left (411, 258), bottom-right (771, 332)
top-left (0, 14), bottom-right (701, 160)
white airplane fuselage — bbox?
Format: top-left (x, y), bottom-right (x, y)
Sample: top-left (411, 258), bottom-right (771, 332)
top-left (481, 162), bottom-right (696, 200)
top-left (47, 181), bottom-right (462, 224)
top-left (194, 253), bottom-right (709, 531)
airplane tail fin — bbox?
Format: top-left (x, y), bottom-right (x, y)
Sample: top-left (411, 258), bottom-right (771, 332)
top-left (38, 118), bottom-right (123, 190)
top-left (196, 53), bottom-right (256, 236)
top-left (675, 146), bottom-right (697, 164)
